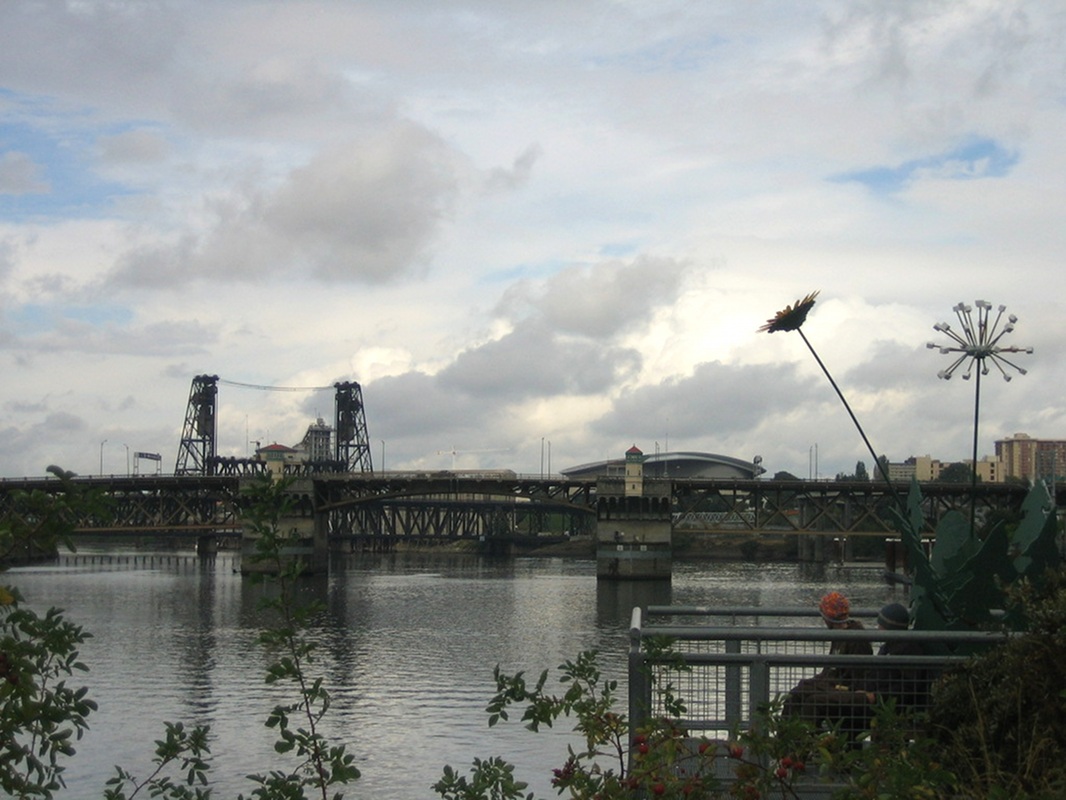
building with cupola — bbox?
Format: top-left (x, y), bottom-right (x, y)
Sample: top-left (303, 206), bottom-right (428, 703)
top-left (596, 444), bottom-right (673, 580)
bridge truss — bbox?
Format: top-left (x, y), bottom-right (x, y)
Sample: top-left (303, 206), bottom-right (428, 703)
top-left (0, 473), bottom-right (1038, 544)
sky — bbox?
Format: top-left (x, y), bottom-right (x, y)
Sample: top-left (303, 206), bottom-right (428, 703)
top-left (1, 0), bottom-right (1064, 481)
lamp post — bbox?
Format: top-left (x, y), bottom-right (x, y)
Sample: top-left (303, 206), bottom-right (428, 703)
top-left (99, 439), bottom-right (108, 476)
top-left (927, 300), bottom-right (1032, 536)
top-left (380, 440), bottom-right (386, 473)
top-left (123, 443), bottom-right (130, 476)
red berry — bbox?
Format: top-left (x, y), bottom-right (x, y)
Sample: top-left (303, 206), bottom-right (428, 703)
top-left (729, 745), bottom-right (744, 759)
top-left (652, 782), bottom-right (666, 796)
top-left (775, 766), bottom-right (788, 779)
top-left (698, 741), bottom-right (711, 754)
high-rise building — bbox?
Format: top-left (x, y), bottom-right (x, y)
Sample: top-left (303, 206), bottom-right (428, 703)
top-left (995, 433), bottom-right (1066, 483)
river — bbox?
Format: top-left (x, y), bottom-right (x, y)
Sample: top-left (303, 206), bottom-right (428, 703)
top-left (8, 548), bottom-right (903, 799)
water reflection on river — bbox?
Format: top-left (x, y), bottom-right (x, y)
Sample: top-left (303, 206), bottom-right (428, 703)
top-left (10, 550), bottom-right (904, 799)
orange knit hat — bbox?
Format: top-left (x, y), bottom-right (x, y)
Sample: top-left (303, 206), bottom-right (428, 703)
top-left (819, 592), bottom-right (850, 623)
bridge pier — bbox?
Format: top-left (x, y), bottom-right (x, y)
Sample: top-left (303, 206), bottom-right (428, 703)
top-left (240, 512), bottom-right (329, 575)
top-left (239, 479), bottom-right (329, 576)
top-left (196, 535), bottom-right (218, 556)
top-left (596, 446), bottom-right (673, 580)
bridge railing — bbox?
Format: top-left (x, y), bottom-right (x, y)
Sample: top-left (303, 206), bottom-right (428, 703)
top-left (627, 605), bottom-right (1007, 740)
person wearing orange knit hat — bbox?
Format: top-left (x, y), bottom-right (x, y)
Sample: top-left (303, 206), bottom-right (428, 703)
top-left (819, 591), bottom-right (851, 626)
top-left (782, 591), bottom-right (876, 742)
top-left (817, 592), bottom-right (872, 674)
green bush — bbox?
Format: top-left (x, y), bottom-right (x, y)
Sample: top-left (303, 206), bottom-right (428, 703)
top-left (927, 573), bottom-right (1066, 798)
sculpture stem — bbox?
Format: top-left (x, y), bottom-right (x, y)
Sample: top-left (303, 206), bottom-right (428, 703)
top-left (797, 330), bottom-right (900, 504)
top-left (970, 366), bottom-right (981, 538)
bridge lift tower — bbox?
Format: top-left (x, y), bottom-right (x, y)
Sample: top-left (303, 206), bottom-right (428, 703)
top-left (334, 381), bottom-right (373, 472)
top-left (175, 374), bottom-right (218, 476)
top-left (175, 375), bottom-right (374, 476)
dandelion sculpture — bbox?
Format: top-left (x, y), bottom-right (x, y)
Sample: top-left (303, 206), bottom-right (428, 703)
top-left (759, 291), bottom-right (896, 496)
top-left (927, 300), bottom-right (1032, 536)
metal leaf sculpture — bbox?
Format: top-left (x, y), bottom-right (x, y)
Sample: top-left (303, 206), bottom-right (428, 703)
top-left (894, 478), bottom-right (1059, 638)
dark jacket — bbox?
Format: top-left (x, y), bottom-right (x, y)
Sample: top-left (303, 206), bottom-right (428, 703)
top-left (862, 638), bottom-right (930, 710)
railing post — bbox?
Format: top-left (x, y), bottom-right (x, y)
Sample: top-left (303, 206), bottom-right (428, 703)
top-left (627, 608), bottom-right (650, 766)
top-left (748, 656), bottom-right (770, 726)
top-left (725, 638), bottom-right (742, 724)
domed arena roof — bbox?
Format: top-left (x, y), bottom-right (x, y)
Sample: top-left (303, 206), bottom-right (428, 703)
top-left (561, 451), bottom-right (764, 480)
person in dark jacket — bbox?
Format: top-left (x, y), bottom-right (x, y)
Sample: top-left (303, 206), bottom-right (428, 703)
top-left (784, 592), bottom-right (873, 738)
top-left (861, 602), bottom-right (930, 711)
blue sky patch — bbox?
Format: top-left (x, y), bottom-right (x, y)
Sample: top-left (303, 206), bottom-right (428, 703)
top-left (10, 303), bottom-right (133, 335)
top-left (832, 137), bottom-right (1019, 194)
top-left (0, 90), bottom-right (137, 221)
top-left (484, 258), bottom-right (570, 284)
top-left (599, 241), bottom-right (639, 258)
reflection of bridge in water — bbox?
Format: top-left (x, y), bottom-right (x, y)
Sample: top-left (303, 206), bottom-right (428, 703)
top-left (0, 472), bottom-right (1037, 548)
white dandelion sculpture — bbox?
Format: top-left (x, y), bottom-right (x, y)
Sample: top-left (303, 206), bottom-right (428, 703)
top-left (927, 300), bottom-right (1032, 535)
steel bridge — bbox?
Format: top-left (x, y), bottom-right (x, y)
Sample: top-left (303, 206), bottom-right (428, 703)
top-left (0, 472), bottom-right (1037, 547)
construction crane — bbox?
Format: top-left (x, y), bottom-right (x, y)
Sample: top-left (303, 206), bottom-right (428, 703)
top-left (436, 447), bottom-right (511, 471)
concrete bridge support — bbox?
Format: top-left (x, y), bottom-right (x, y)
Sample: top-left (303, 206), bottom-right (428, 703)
top-left (595, 447), bottom-right (673, 580)
top-left (239, 479), bottom-right (329, 576)
top-left (196, 535), bottom-right (218, 556)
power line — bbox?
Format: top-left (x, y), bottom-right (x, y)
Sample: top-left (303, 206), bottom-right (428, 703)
top-left (218, 378), bottom-right (334, 392)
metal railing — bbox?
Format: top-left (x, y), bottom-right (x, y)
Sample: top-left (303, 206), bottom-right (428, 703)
top-left (628, 605), bottom-right (1008, 739)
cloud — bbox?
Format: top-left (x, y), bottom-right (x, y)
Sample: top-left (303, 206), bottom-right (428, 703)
top-left (3, 314), bottom-right (217, 357)
top-left (366, 370), bottom-right (485, 441)
top-left (483, 143), bottom-right (543, 192)
top-left (495, 255), bottom-right (693, 338)
top-left (591, 360), bottom-right (821, 443)
top-left (0, 151), bottom-right (49, 195)
top-left (97, 129), bottom-right (169, 164)
top-left (0, 412), bottom-right (87, 476)
top-left (439, 318), bottom-right (641, 400)
top-left (108, 122), bottom-right (460, 287)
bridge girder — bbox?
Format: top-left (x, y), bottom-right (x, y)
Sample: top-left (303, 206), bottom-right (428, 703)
top-left (0, 474), bottom-right (1035, 541)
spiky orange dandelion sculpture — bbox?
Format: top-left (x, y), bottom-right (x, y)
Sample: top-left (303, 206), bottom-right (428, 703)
top-left (758, 291), bottom-right (819, 334)
top-left (759, 291), bottom-right (895, 495)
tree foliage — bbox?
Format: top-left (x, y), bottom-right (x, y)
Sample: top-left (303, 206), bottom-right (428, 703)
top-left (928, 573), bottom-right (1066, 798)
top-left (1, 467), bottom-right (104, 798)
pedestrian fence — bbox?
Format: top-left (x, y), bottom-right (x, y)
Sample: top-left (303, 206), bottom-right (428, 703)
top-left (627, 604), bottom-right (1008, 739)
top-left (626, 606), bottom-right (1009, 797)
top-left (622, 605), bottom-right (1006, 738)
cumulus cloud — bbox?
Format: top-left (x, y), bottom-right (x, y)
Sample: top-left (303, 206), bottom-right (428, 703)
top-left (97, 129), bottom-right (170, 164)
top-left (108, 122), bottom-right (459, 286)
top-left (484, 144), bottom-right (543, 192)
top-left (495, 255), bottom-right (693, 338)
top-left (367, 370), bottom-right (486, 439)
top-left (0, 412), bottom-right (87, 476)
top-left (592, 360), bottom-right (821, 442)
top-left (6, 317), bottom-right (217, 357)
top-left (0, 151), bottom-right (49, 195)
top-left (439, 318), bottom-right (641, 400)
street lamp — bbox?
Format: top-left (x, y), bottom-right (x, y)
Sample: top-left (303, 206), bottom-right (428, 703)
top-left (99, 439), bottom-right (108, 476)
top-left (927, 300), bottom-right (1032, 535)
top-left (123, 443), bottom-right (130, 476)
